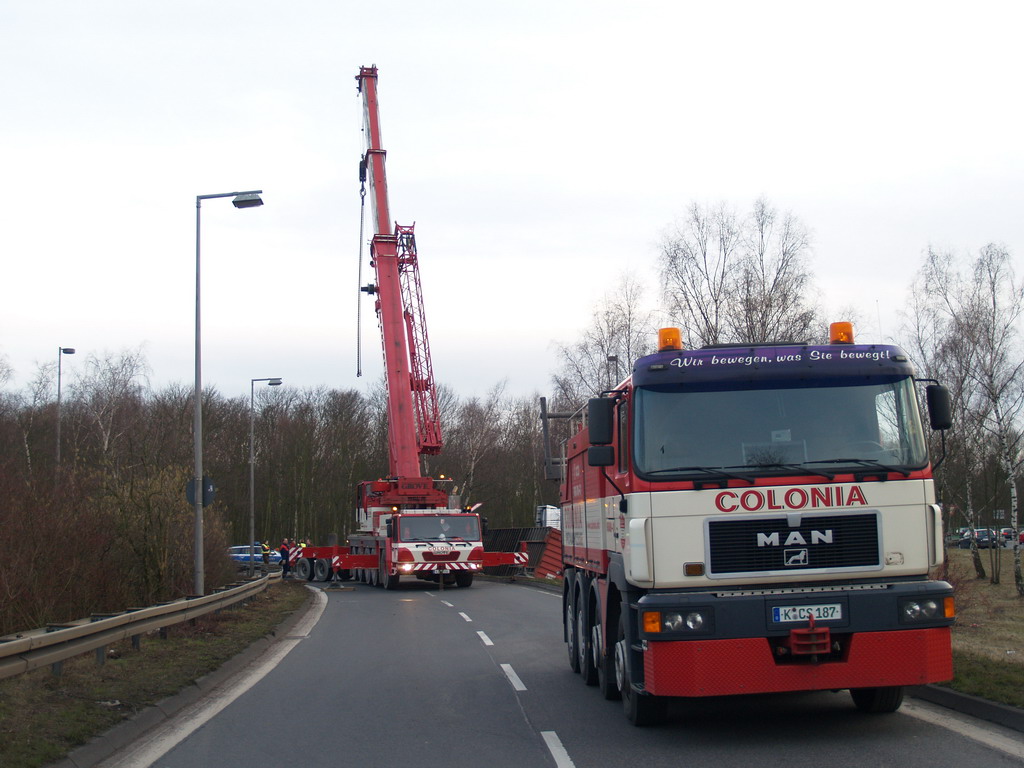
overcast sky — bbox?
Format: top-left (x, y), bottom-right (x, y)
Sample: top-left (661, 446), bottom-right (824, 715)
top-left (2, 1), bottom-right (1023, 401)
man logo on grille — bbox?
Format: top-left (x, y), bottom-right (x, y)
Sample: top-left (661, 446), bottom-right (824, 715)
top-left (785, 549), bottom-right (808, 566)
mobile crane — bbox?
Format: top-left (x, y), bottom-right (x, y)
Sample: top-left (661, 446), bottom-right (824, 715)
top-left (290, 66), bottom-right (526, 588)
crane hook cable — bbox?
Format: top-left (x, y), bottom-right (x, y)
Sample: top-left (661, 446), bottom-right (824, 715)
top-left (356, 163), bottom-right (367, 377)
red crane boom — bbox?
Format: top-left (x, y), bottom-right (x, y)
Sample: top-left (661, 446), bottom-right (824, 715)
top-left (357, 65), bottom-right (442, 480)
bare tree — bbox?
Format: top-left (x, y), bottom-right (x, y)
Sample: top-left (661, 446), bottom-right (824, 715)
top-left (660, 198), bottom-right (819, 347)
top-left (71, 347), bottom-right (149, 462)
top-left (552, 274), bottom-right (656, 408)
top-left (444, 381), bottom-right (508, 509)
top-left (917, 245), bottom-right (1024, 594)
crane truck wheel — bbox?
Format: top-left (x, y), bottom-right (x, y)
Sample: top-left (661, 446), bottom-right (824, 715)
top-left (295, 558), bottom-right (313, 582)
top-left (617, 612), bottom-right (667, 726)
top-left (454, 572), bottom-right (473, 588)
top-left (313, 558), bottom-right (331, 582)
top-left (850, 686), bottom-right (904, 713)
top-left (381, 552), bottom-right (400, 590)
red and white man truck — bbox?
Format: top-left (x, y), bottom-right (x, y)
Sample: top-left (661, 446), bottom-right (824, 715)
top-left (289, 66), bottom-right (526, 587)
top-left (544, 322), bottom-right (955, 724)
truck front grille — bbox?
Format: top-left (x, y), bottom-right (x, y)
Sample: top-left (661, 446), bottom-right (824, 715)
top-left (707, 512), bottom-right (880, 578)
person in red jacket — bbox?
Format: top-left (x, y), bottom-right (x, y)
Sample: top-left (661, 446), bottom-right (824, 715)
top-left (279, 539), bottom-right (291, 578)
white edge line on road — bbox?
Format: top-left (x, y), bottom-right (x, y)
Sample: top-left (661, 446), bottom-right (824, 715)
top-left (441, 600), bottom-right (454, 607)
top-left (501, 663), bottom-right (527, 691)
top-left (99, 586), bottom-right (329, 768)
top-left (541, 731), bottom-right (576, 768)
top-left (901, 700), bottom-right (1024, 760)
top-left (459, 612), bottom-right (472, 622)
top-left (477, 631), bottom-right (493, 646)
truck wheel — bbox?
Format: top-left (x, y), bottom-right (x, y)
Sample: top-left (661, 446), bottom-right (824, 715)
top-left (850, 686), bottom-right (904, 713)
top-left (381, 552), bottom-right (400, 590)
top-left (339, 569), bottom-right (352, 581)
top-left (313, 558), bottom-right (331, 582)
top-left (295, 558), bottom-right (313, 581)
top-left (577, 597), bottom-right (598, 686)
top-left (618, 613), bottom-right (667, 726)
top-left (565, 585), bottom-right (580, 673)
top-left (454, 572), bottom-right (474, 588)
top-left (596, 620), bottom-right (618, 700)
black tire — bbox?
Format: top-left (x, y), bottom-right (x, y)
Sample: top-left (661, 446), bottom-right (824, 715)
top-left (577, 590), bottom-right (598, 686)
top-left (454, 572), bottom-right (474, 588)
top-left (381, 552), bottom-right (400, 590)
top-left (850, 686), bottom-right (904, 713)
top-left (338, 569), bottom-right (352, 582)
top-left (565, 582), bottom-right (580, 673)
top-left (618, 612), bottom-right (667, 726)
top-left (313, 558), bottom-right (331, 582)
top-left (295, 558), bottom-right (313, 582)
top-left (596, 611), bottom-right (619, 700)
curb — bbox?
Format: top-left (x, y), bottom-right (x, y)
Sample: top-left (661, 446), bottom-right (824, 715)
top-left (48, 585), bottom-right (316, 768)
top-left (909, 685), bottom-right (1024, 733)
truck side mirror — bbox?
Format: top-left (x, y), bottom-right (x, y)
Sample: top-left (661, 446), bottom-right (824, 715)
top-left (588, 445), bottom-right (615, 467)
top-left (926, 385), bottom-right (953, 431)
top-left (588, 397), bottom-right (615, 445)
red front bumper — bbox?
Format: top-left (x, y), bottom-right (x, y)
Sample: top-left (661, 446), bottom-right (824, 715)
top-left (643, 627), bottom-right (952, 697)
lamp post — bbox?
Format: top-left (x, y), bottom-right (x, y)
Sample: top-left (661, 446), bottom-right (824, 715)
top-left (249, 377), bottom-right (282, 577)
top-left (193, 190), bottom-right (264, 596)
top-left (56, 346), bottom-right (75, 474)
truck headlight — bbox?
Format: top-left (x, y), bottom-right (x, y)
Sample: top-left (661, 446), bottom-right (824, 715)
top-left (642, 609), bottom-right (712, 635)
top-left (899, 597), bottom-right (942, 623)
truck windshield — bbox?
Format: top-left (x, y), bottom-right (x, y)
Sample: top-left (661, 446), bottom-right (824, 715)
top-left (633, 376), bottom-right (928, 479)
top-left (397, 516), bottom-right (480, 542)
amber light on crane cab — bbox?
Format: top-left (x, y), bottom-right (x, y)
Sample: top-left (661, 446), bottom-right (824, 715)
top-left (658, 327), bottom-right (683, 351)
top-left (829, 321), bottom-right (855, 344)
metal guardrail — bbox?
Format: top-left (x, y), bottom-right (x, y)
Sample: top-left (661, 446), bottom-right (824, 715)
top-left (0, 574), bottom-right (277, 680)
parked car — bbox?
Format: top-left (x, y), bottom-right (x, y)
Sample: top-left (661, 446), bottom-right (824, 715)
top-left (956, 529), bottom-right (998, 549)
top-left (227, 544), bottom-right (281, 565)
top-left (999, 527), bottom-right (1015, 543)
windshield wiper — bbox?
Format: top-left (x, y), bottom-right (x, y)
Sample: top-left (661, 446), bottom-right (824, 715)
top-left (744, 463), bottom-right (836, 481)
top-left (805, 458), bottom-right (911, 478)
top-left (646, 465), bottom-right (755, 483)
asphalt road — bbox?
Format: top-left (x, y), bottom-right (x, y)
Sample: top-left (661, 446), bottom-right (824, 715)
top-left (90, 578), bottom-right (1024, 768)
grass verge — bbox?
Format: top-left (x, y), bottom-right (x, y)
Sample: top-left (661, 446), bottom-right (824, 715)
top-left (942, 546), bottom-right (1024, 707)
top-left (0, 579), bottom-right (310, 768)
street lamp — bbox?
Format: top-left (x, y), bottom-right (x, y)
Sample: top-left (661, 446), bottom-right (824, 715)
top-left (56, 346), bottom-right (75, 473)
top-left (249, 377), bottom-right (282, 577)
top-left (193, 190), bottom-right (264, 596)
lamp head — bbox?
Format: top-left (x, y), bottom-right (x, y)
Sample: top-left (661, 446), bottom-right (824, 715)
top-left (232, 193), bottom-right (264, 209)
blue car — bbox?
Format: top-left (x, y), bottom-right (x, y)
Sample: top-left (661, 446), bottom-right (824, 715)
top-left (228, 545), bottom-right (281, 565)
